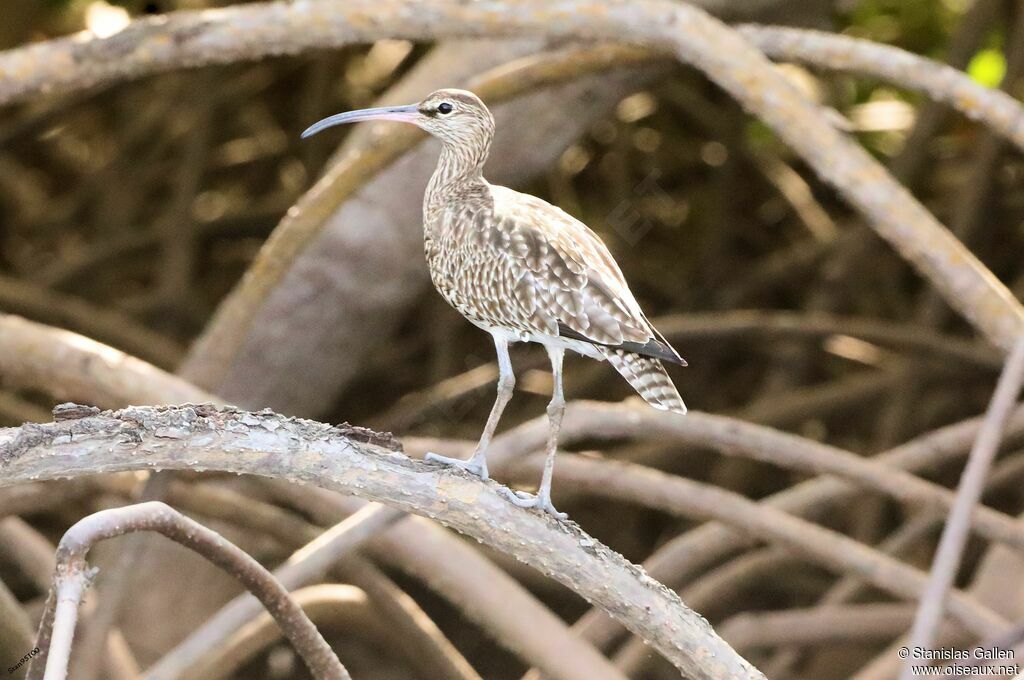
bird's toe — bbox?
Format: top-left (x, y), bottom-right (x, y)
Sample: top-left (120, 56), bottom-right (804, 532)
top-left (424, 452), bottom-right (489, 480)
top-left (500, 487), bottom-right (567, 519)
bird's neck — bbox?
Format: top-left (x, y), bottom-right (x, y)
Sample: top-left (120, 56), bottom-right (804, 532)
top-left (426, 143), bottom-right (489, 211)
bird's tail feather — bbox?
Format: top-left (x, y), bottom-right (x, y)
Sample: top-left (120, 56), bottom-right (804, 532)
top-left (601, 349), bottom-right (686, 414)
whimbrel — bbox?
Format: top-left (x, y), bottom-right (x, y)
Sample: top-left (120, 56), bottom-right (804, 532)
top-left (303, 89), bottom-right (686, 517)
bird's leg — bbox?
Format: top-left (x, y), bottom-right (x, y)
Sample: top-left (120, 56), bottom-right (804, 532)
top-left (425, 335), bottom-right (513, 480)
top-left (502, 346), bottom-right (567, 519)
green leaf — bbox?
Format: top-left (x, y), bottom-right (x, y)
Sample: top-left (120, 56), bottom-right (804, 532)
top-left (967, 48), bottom-right (1006, 88)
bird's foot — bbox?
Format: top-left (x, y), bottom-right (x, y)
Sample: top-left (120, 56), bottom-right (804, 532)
top-left (424, 452), bottom-right (489, 481)
top-left (500, 488), bottom-right (567, 520)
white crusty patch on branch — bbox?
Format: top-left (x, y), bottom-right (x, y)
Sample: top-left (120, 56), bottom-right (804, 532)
top-left (0, 404), bottom-right (764, 680)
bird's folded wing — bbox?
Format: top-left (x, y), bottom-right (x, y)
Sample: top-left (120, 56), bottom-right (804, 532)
top-left (492, 187), bottom-right (670, 353)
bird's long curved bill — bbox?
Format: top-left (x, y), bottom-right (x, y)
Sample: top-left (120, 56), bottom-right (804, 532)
top-left (301, 104), bottom-right (419, 138)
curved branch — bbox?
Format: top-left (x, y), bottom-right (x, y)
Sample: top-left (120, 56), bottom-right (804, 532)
top-left (27, 502), bottom-right (348, 680)
top-left (736, 24), bottom-right (1024, 153)
top-left (156, 481), bottom-right (482, 680)
top-left (0, 314), bottom-right (215, 409)
top-left (0, 405), bottom-right (763, 680)
top-left (145, 504), bottom-right (407, 680)
top-left (0, 275), bottom-right (183, 369)
top-left (0, 324), bottom-right (615, 680)
top-left (193, 585), bottom-right (392, 680)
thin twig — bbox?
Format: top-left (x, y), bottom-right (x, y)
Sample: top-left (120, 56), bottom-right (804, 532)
top-left (26, 502), bottom-right (349, 680)
top-left (903, 335), bottom-right (1024, 678)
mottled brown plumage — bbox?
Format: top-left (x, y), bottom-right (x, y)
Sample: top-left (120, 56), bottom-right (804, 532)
top-left (303, 88), bottom-right (686, 517)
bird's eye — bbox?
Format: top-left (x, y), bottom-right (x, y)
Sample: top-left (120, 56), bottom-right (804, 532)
top-left (437, 102), bottom-right (454, 115)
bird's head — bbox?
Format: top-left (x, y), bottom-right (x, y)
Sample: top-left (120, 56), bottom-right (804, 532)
top-left (301, 88), bottom-right (494, 150)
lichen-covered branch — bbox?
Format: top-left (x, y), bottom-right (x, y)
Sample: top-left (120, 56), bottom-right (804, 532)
top-left (26, 502), bottom-right (348, 680)
top-left (0, 404), bottom-right (764, 680)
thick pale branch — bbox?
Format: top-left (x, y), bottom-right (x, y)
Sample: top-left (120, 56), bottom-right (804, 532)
top-left (0, 314), bottom-right (215, 409)
top-left (0, 405), bottom-right (763, 680)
